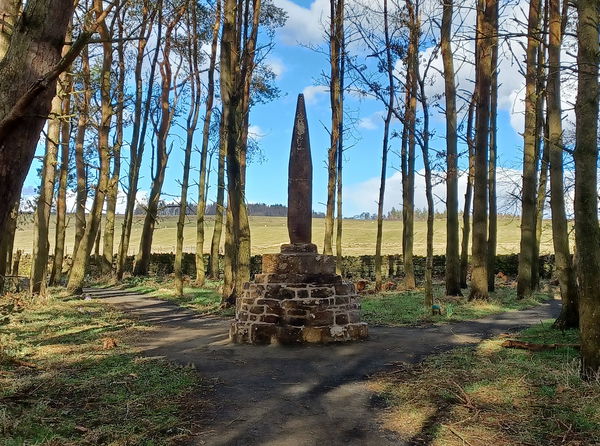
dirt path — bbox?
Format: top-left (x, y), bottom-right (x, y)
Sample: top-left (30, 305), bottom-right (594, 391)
top-left (86, 288), bottom-right (561, 446)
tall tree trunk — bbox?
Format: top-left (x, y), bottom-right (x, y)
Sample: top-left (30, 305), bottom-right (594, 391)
top-left (116, 2), bottom-right (159, 280)
top-left (102, 14), bottom-right (125, 276)
top-left (30, 92), bottom-right (62, 295)
top-left (220, 0), bottom-right (260, 303)
top-left (486, 0), bottom-right (499, 291)
top-left (0, 0), bottom-right (76, 233)
top-left (469, 0), bottom-right (495, 300)
top-left (335, 16), bottom-right (345, 273)
top-left (374, 0), bottom-right (393, 292)
top-left (49, 71), bottom-right (72, 286)
top-left (548, 0), bottom-right (578, 329)
top-left (532, 1), bottom-right (549, 290)
top-left (67, 0), bottom-right (112, 293)
top-left (196, 0), bottom-right (220, 286)
top-left (134, 8), bottom-right (183, 276)
top-left (403, 0), bottom-right (418, 290)
top-left (441, 0), bottom-right (461, 295)
top-left (574, 0), bottom-right (599, 378)
top-left (73, 47), bottom-right (90, 258)
top-left (324, 0), bottom-right (343, 256)
top-left (517, 0), bottom-right (542, 299)
top-left (176, 3), bottom-right (203, 296)
top-left (209, 121), bottom-right (226, 280)
top-left (460, 96), bottom-right (476, 288)
top-left (0, 198), bottom-right (19, 292)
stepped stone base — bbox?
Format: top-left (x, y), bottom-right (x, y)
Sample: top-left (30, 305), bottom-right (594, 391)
top-left (230, 244), bottom-right (368, 344)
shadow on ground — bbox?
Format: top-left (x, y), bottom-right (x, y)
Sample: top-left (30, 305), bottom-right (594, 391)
top-left (86, 287), bottom-right (561, 446)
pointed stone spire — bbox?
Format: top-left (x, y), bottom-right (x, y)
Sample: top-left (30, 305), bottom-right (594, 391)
top-left (287, 94), bottom-right (313, 246)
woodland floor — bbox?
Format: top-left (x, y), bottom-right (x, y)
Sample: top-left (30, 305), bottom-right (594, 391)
top-left (83, 287), bottom-right (562, 446)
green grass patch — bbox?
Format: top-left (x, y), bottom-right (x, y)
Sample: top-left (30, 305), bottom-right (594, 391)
top-left (118, 276), bottom-right (235, 317)
top-left (0, 292), bottom-right (207, 445)
top-left (360, 283), bottom-right (551, 326)
top-left (368, 321), bottom-right (598, 445)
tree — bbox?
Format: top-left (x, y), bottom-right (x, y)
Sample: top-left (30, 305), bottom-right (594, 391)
top-left (133, 2), bottom-right (186, 276)
top-left (175, 1), bottom-right (204, 296)
top-left (195, 0), bottom-right (221, 286)
top-left (324, 0), bottom-right (344, 256)
top-left (402, 0), bottom-right (418, 290)
top-left (208, 120), bottom-right (226, 279)
top-left (0, 0), bottom-right (76, 237)
top-left (116, 0), bottom-right (159, 280)
top-left (486, 0), bottom-right (499, 291)
top-left (469, 0), bottom-right (495, 300)
top-left (441, 0), bottom-right (461, 296)
top-left (49, 65), bottom-right (73, 286)
top-left (67, 0), bottom-right (114, 293)
top-left (548, 0), bottom-right (577, 329)
top-left (574, 0), bottom-right (599, 378)
top-left (460, 96), bottom-right (475, 288)
top-left (517, 0), bottom-right (542, 299)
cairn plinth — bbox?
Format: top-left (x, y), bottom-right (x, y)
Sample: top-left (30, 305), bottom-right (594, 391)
top-left (229, 94), bottom-right (368, 344)
top-left (229, 246), bottom-right (368, 344)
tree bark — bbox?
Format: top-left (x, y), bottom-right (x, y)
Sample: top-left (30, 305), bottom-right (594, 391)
top-left (460, 96), bottom-right (476, 288)
top-left (374, 0), bottom-right (394, 292)
top-left (209, 120), bottom-right (226, 280)
top-left (67, 0), bottom-right (112, 293)
top-left (402, 0), bottom-right (418, 290)
top-left (49, 69), bottom-right (72, 286)
top-left (517, 0), bottom-right (542, 299)
top-left (441, 0), bottom-right (461, 296)
top-left (116, 1), bottom-right (159, 280)
top-left (548, 0), bottom-right (578, 329)
top-left (486, 0), bottom-right (499, 291)
top-left (469, 0), bottom-right (495, 300)
top-left (0, 0), bottom-right (76, 233)
top-left (195, 0), bottom-right (220, 286)
top-left (0, 0), bottom-right (21, 59)
top-left (574, 0), bottom-right (599, 378)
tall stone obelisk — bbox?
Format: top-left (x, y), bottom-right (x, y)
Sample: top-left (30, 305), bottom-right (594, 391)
top-left (229, 93), bottom-right (368, 345)
top-left (287, 94), bottom-right (313, 247)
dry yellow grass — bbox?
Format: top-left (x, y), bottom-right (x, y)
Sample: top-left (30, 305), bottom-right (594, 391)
top-left (12, 214), bottom-right (563, 256)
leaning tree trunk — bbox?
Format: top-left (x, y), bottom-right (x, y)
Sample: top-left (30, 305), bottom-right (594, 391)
top-left (0, 0), bottom-right (76, 233)
top-left (548, 0), bottom-right (578, 330)
top-left (574, 0), bottom-right (599, 379)
top-left (441, 0), bottom-right (461, 295)
top-left (517, 0), bottom-right (542, 299)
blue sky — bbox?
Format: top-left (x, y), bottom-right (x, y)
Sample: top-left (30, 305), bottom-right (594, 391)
top-left (24, 0), bottom-right (556, 217)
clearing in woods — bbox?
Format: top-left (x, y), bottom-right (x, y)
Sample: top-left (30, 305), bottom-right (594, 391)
top-left (12, 214), bottom-right (562, 256)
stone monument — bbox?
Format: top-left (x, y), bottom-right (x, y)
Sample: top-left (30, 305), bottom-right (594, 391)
top-left (229, 94), bottom-right (368, 344)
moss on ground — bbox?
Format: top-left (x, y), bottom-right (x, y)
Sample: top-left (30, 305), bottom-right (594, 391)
top-left (0, 291), bottom-right (208, 445)
top-left (369, 321), bottom-right (599, 445)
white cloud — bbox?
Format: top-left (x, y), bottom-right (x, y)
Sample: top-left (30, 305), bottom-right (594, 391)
top-left (265, 56), bottom-right (286, 79)
top-left (302, 85), bottom-right (328, 105)
top-left (345, 167), bottom-right (526, 217)
top-left (248, 125), bottom-right (267, 140)
top-left (273, 0), bottom-right (329, 45)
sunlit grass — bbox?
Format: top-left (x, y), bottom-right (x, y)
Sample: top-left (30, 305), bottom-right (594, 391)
top-left (0, 292), bottom-right (203, 444)
top-left (360, 283), bottom-right (551, 326)
top-left (369, 322), bottom-right (599, 445)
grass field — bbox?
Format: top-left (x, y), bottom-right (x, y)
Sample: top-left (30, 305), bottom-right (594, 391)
top-left (13, 214), bottom-right (564, 256)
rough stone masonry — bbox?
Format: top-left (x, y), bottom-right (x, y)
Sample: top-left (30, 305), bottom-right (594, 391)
top-left (230, 94), bottom-right (368, 344)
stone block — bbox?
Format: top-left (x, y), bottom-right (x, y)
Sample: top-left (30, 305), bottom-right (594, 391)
top-left (309, 287), bottom-right (334, 299)
top-left (335, 313), bottom-right (349, 325)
